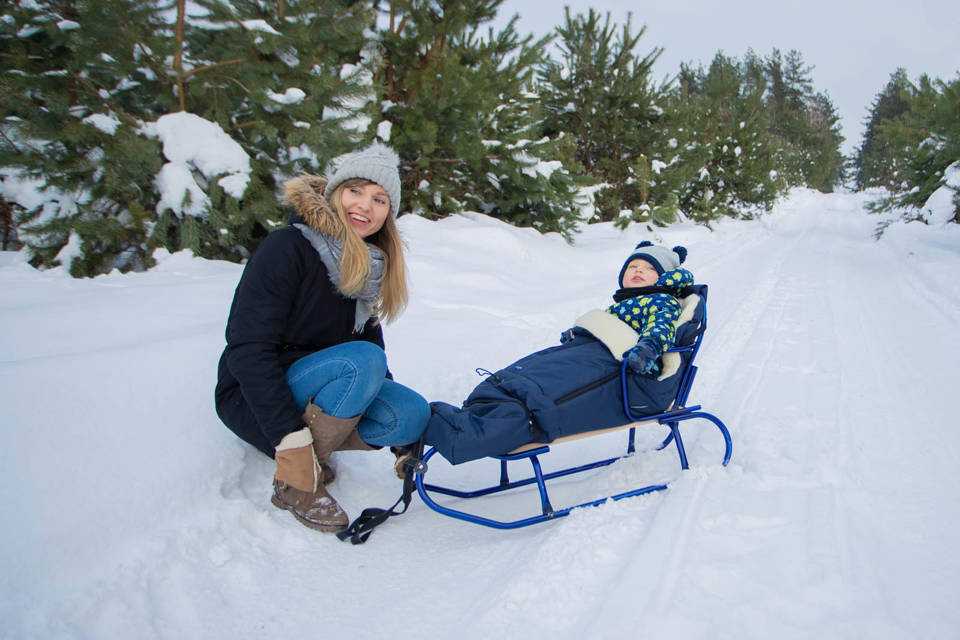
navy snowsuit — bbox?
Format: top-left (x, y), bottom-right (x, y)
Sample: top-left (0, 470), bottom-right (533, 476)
top-left (424, 287), bottom-right (705, 465)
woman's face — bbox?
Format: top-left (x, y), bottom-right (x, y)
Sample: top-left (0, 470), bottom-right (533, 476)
top-left (340, 182), bottom-right (390, 238)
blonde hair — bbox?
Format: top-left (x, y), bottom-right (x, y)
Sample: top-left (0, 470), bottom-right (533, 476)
top-left (329, 179), bottom-right (408, 323)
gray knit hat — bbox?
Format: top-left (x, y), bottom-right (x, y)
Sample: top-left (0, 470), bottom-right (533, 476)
top-left (323, 142), bottom-right (402, 218)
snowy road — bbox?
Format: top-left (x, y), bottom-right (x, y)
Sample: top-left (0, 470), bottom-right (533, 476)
top-left (3, 190), bottom-right (958, 639)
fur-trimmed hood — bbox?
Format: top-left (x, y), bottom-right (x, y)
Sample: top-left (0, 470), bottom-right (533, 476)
top-left (282, 174), bottom-right (343, 237)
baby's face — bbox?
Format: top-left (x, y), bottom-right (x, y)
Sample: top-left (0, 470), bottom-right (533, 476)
top-left (622, 258), bottom-right (659, 287)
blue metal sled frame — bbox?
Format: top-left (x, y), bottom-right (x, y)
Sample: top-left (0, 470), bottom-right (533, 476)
top-left (415, 295), bottom-right (733, 530)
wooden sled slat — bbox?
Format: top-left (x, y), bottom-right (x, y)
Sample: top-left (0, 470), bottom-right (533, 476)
top-left (509, 418), bottom-right (660, 454)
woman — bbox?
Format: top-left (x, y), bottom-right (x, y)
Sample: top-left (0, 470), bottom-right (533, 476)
top-left (215, 143), bottom-right (429, 533)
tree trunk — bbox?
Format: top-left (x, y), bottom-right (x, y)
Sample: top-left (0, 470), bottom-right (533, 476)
top-left (0, 196), bottom-right (15, 251)
top-left (173, 0), bottom-right (187, 111)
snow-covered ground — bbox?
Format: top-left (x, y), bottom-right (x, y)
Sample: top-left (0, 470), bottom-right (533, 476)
top-left (3, 190), bottom-right (959, 639)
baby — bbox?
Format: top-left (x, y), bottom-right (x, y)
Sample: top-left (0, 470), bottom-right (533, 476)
top-left (426, 240), bottom-right (695, 465)
top-left (570, 241), bottom-right (693, 376)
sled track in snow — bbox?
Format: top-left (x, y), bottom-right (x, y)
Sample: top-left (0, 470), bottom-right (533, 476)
top-left (627, 216), bottom-right (808, 620)
top-left (899, 265), bottom-right (960, 327)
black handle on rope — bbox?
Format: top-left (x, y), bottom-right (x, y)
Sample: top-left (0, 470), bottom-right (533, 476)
top-left (336, 437), bottom-right (426, 545)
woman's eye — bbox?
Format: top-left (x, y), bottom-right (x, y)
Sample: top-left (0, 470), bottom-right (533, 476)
top-left (349, 187), bottom-right (361, 194)
top-left (374, 197), bottom-right (387, 205)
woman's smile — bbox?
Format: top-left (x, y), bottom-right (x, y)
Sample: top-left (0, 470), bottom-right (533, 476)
top-left (341, 183), bottom-right (390, 237)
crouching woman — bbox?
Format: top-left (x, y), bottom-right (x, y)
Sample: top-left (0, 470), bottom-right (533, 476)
top-left (215, 143), bottom-right (429, 533)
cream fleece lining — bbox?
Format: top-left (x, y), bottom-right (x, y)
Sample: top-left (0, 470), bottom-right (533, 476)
top-left (657, 294), bottom-right (700, 380)
top-left (276, 427), bottom-right (313, 451)
top-left (575, 309), bottom-right (638, 361)
top-left (574, 293), bottom-right (701, 381)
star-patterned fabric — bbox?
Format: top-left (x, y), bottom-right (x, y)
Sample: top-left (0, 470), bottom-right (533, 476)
top-left (607, 267), bottom-right (695, 354)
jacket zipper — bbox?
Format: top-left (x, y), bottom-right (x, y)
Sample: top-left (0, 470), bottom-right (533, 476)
top-left (554, 371), bottom-right (620, 405)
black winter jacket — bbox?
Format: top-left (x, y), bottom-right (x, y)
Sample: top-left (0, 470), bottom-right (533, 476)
top-left (215, 176), bottom-right (388, 456)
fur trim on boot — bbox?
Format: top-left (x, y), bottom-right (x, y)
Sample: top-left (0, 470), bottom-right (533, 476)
top-left (272, 428), bottom-right (349, 532)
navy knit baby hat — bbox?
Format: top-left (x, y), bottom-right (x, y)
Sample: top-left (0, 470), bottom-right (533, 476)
top-left (618, 241), bottom-right (688, 286)
top-left (323, 142), bottom-right (402, 218)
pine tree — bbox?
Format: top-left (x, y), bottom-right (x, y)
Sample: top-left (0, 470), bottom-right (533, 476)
top-left (802, 92), bottom-right (845, 191)
top-left (0, 0), bottom-right (373, 275)
top-left (855, 68), bottom-right (914, 189)
top-left (537, 7), bottom-right (664, 224)
top-left (657, 52), bottom-right (782, 222)
top-left (869, 72), bottom-right (960, 224)
top-left (152, 0), bottom-right (374, 259)
top-left (371, 1), bottom-right (581, 236)
top-left (0, 0), bottom-right (172, 275)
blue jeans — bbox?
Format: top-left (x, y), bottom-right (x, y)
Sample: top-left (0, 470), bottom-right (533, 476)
top-left (285, 341), bottom-right (429, 447)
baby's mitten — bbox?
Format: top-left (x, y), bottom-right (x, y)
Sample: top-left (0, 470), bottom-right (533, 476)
top-left (624, 340), bottom-right (661, 376)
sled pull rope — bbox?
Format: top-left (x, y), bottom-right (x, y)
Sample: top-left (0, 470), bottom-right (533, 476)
top-left (337, 437), bottom-right (426, 545)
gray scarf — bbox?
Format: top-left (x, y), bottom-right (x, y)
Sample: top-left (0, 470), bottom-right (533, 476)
top-left (294, 224), bottom-right (385, 333)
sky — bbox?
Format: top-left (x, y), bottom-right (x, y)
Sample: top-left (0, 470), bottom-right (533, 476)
top-left (495, 0), bottom-right (960, 155)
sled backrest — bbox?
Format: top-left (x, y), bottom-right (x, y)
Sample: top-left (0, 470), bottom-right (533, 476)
top-left (667, 284), bottom-right (708, 408)
top-left (622, 284), bottom-right (708, 422)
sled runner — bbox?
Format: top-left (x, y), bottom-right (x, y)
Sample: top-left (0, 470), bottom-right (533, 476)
top-left (414, 285), bottom-right (733, 530)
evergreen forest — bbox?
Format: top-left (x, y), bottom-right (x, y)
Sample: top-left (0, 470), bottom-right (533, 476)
top-left (1, 1), bottom-right (956, 275)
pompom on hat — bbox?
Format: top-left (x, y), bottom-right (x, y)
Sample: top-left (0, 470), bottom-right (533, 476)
top-left (323, 142), bottom-right (402, 218)
top-left (618, 241), bottom-right (688, 286)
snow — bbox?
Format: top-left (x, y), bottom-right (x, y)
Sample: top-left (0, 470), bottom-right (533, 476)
top-left (514, 152), bottom-right (564, 179)
top-left (82, 113), bottom-right (121, 136)
top-left (154, 162), bottom-right (209, 217)
top-left (217, 174), bottom-right (251, 199)
top-left (57, 20), bottom-right (80, 31)
top-left (0, 168), bottom-right (85, 233)
top-left (266, 88), bottom-right (306, 105)
top-left (53, 230), bottom-right (83, 269)
top-left (921, 161), bottom-right (959, 225)
top-left (0, 168), bottom-right (50, 211)
top-left (376, 120), bottom-right (392, 142)
top-left (143, 112), bottom-right (252, 209)
top-left (188, 17), bottom-right (281, 35)
top-left (16, 25), bottom-right (41, 38)
top-left (285, 143), bottom-right (319, 169)
top-left (242, 19), bottom-right (280, 34)
top-left (3, 190), bottom-right (960, 638)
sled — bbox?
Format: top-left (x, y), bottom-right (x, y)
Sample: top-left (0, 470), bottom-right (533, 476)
top-left (414, 285), bottom-right (733, 530)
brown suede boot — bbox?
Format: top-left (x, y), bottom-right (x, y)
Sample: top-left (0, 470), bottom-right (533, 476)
top-left (271, 427), bottom-right (349, 532)
top-left (390, 446), bottom-right (415, 479)
top-left (336, 429), bottom-right (378, 452)
top-left (300, 403), bottom-right (362, 485)
top-left (336, 428), bottom-right (411, 479)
